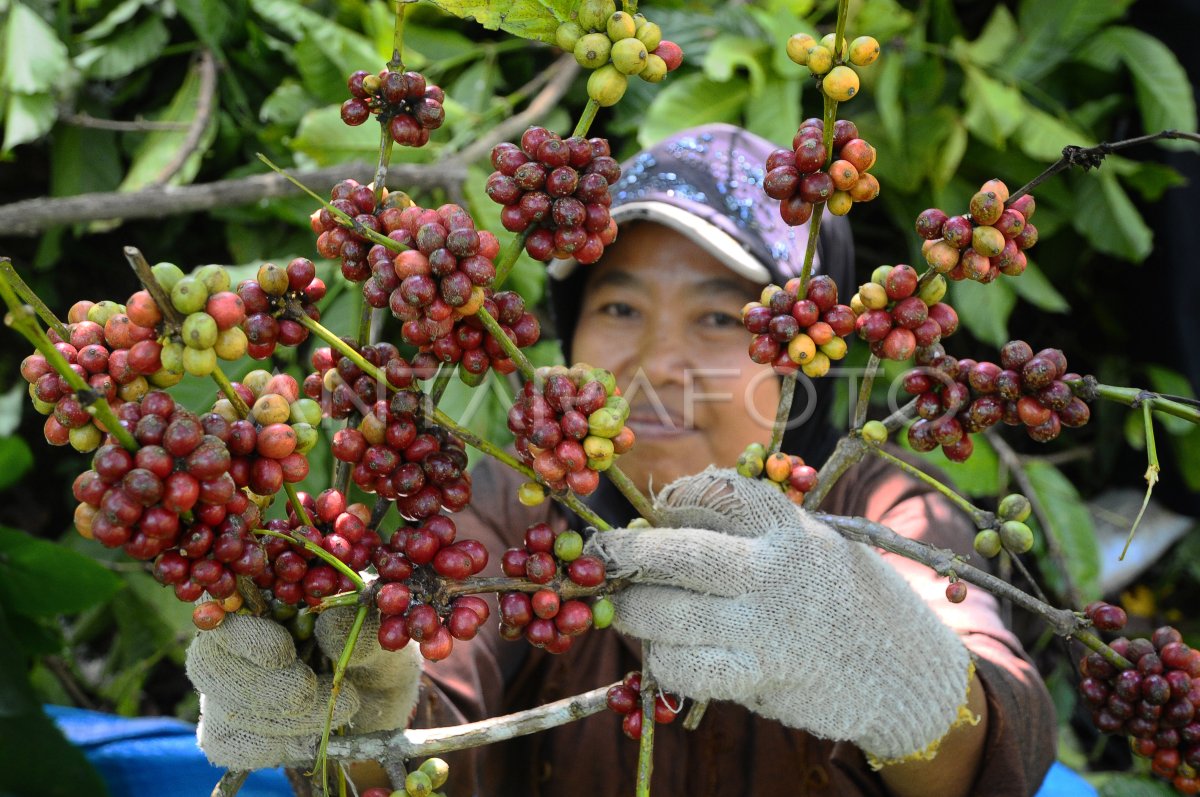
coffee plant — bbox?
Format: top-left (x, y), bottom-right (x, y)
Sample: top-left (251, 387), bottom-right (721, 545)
top-left (0, 1), bottom-right (1197, 796)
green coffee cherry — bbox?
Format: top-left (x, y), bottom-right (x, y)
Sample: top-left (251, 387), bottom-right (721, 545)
top-left (577, 0), bottom-right (616, 32)
top-left (918, 273), bottom-right (948, 306)
top-left (171, 277), bottom-right (209, 315)
top-left (590, 368), bottom-right (617, 395)
top-left (290, 608), bottom-right (316, 641)
top-left (628, 517), bottom-right (652, 528)
top-left (181, 312), bottom-right (219, 349)
top-left (419, 758), bottom-right (450, 790)
top-left (518, 481), bottom-right (547, 506)
top-left (861, 420), bottom-right (888, 444)
top-left (182, 346), bottom-right (217, 377)
top-left (214, 326), bottom-right (248, 360)
top-left (574, 32), bottom-right (612, 69)
top-left (587, 64), bottom-right (627, 106)
top-left (606, 11), bottom-right (636, 41)
top-left (555, 21), bottom-right (584, 52)
top-left (69, 424), bottom-right (102, 453)
top-left (194, 264), bottom-right (231, 295)
top-left (87, 300), bottom-right (124, 326)
top-left (553, 530), bottom-right (584, 561)
top-left (640, 53), bottom-right (667, 82)
top-left (610, 37), bottom-right (648, 75)
top-left (152, 262), bottom-right (186, 293)
top-left (973, 529), bottom-right (1002, 558)
top-left (737, 451), bottom-right (765, 478)
top-left (604, 394), bottom-right (629, 421)
top-left (592, 596), bottom-right (615, 629)
top-left (242, 369), bottom-right (272, 396)
top-left (289, 397), bottom-right (323, 426)
top-left (634, 20), bottom-right (662, 50)
top-left (999, 520), bottom-right (1034, 554)
top-left (292, 423), bottom-right (319, 455)
top-left (998, 493), bottom-right (1032, 523)
top-left (406, 770), bottom-right (433, 797)
top-left (271, 598), bottom-right (299, 623)
top-left (871, 265), bottom-right (892, 285)
top-left (256, 263), bottom-right (290, 296)
top-left (587, 406), bottom-right (625, 438)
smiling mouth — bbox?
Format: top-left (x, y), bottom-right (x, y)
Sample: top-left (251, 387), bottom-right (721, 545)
top-left (625, 409), bottom-right (696, 436)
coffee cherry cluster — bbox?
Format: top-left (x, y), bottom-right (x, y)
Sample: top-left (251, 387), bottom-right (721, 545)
top-left (332, 393), bottom-right (472, 516)
top-left (1076, 605), bottom-right (1200, 794)
top-left (849, 266), bottom-right (959, 362)
top-left (764, 118), bottom-right (879, 225)
top-left (487, 127), bottom-right (620, 264)
top-left (903, 339), bottom-right (1091, 461)
top-left (310, 179), bottom-right (400, 282)
top-left (130, 262), bottom-right (250, 382)
top-left (341, 68), bottom-right (445, 147)
top-left (554, 0), bottom-right (681, 106)
top-left (24, 308), bottom-right (160, 452)
top-left (362, 757), bottom-right (450, 797)
top-left (972, 494), bottom-right (1035, 558)
top-left (71, 392), bottom-right (271, 613)
top-left (375, 524), bottom-right (490, 661)
top-left (918, 180), bottom-right (1038, 283)
top-left (305, 343), bottom-right (419, 420)
top-left (741, 275), bottom-right (855, 378)
top-left (507, 365), bottom-right (635, 497)
top-left (371, 203), bottom-right (507, 350)
top-left (201, 372), bottom-right (317, 496)
top-left (605, 670), bottom-right (683, 741)
top-left (256, 490), bottom-right (380, 608)
top-left (237, 259), bottom-right (326, 359)
top-left (497, 522), bottom-right (613, 655)
top-left (786, 31), bottom-right (880, 102)
top-left (735, 443), bottom-right (819, 505)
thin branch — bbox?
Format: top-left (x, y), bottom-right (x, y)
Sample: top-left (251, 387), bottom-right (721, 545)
top-left (803, 435), bottom-right (867, 510)
top-left (61, 112), bottom-right (191, 132)
top-left (323, 683), bottom-right (613, 761)
top-left (42, 656), bottom-right (98, 710)
top-left (212, 770), bottom-right (249, 797)
top-left (636, 648), bottom-right (656, 797)
top-left (0, 258), bottom-right (68, 339)
top-left (125, 245), bottom-right (185, 329)
top-left (1007, 130), bottom-right (1200, 205)
top-left (866, 445), bottom-right (996, 529)
top-left (154, 50), bottom-right (219, 186)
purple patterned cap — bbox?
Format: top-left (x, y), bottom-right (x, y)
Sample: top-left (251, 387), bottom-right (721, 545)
top-left (549, 122), bottom-right (822, 284)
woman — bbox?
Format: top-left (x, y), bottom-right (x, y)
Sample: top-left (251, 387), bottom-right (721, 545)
top-left (187, 124), bottom-right (1056, 796)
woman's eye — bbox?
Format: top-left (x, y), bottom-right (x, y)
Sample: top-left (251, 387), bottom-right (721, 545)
top-left (700, 310), bottom-right (742, 329)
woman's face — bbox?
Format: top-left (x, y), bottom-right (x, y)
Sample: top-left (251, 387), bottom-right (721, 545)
top-left (571, 221), bottom-right (781, 493)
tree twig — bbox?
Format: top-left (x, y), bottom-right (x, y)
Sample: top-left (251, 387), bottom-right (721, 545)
top-left (322, 683), bottom-right (613, 761)
top-left (211, 770), bottom-right (249, 797)
top-left (61, 112), bottom-right (191, 132)
top-left (154, 50), bottom-right (218, 186)
top-left (1007, 130), bottom-right (1200, 205)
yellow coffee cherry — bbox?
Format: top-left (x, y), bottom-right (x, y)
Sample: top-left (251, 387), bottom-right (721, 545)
top-left (587, 64), bottom-right (628, 106)
top-left (555, 21), bottom-right (584, 51)
top-left (518, 482), bottom-right (547, 506)
top-left (800, 351), bottom-right (831, 378)
top-left (819, 32), bottom-right (847, 60)
top-left (635, 20), bottom-right (662, 50)
top-left (819, 336), bottom-right (847, 360)
top-left (640, 53), bottom-right (667, 82)
top-left (610, 37), bottom-right (648, 75)
top-left (822, 65), bottom-right (860, 101)
top-left (827, 190), bottom-right (853, 216)
top-left (214, 326), bottom-right (248, 360)
top-left (858, 282), bottom-right (888, 310)
top-left (181, 346), bottom-right (216, 377)
top-left (787, 333), bottom-right (816, 364)
top-left (786, 33), bottom-right (816, 65)
top-left (806, 45), bottom-right (833, 76)
top-left (848, 35), bottom-right (881, 66)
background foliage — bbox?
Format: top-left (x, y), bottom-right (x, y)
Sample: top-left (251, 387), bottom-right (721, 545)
top-left (0, 0), bottom-right (1196, 794)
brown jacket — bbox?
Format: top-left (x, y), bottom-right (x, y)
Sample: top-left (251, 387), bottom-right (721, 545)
top-left (412, 456), bottom-right (1056, 796)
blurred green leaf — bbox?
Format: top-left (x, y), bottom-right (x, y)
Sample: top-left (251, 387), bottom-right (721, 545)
top-left (1144, 365), bottom-right (1197, 436)
top-left (449, 59), bottom-right (496, 115)
top-left (3, 91), bottom-right (56, 152)
top-left (745, 77), bottom-right (800, 148)
top-left (290, 105), bottom-right (390, 165)
top-left (959, 4), bottom-right (1017, 67)
top-left (0, 383), bottom-right (23, 436)
top-left (1010, 260), bottom-right (1069, 313)
top-left (948, 277), bottom-right (1015, 348)
top-left (402, 22), bottom-right (476, 66)
top-left (0, 527), bottom-right (122, 617)
top-left (1092, 773), bottom-right (1177, 797)
top-left (50, 126), bottom-right (121, 197)
top-left (117, 59), bottom-right (219, 192)
top-left (1015, 107), bottom-right (1094, 162)
top-left (1080, 27), bottom-right (1198, 151)
top-left (931, 119), bottom-right (968, 190)
top-left (1172, 425), bottom-right (1200, 492)
top-left (2, 2), bottom-right (69, 93)
top-left (639, 74), bottom-right (749, 148)
top-left (74, 15), bottom-right (169, 80)
top-left (1024, 459), bottom-right (1101, 601)
top-left (259, 79), bottom-right (318, 126)
top-left (1007, 0), bottom-right (1133, 82)
top-left (704, 36), bottom-right (768, 95)
top-left (0, 436), bottom-right (33, 490)
top-left (77, 0), bottom-right (150, 41)
top-left (422, 0), bottom-right (573, 45)
top-left (1071, 171), bottom-right (1153, 262)
top-left (851, 0), bottom-right (913, 41)
top-left (961, 65), bottom-right (1025, 149)
top-left (903, 430), bottom-right (1001, 495)
top-left (176, 0), bottom-right (235, 48)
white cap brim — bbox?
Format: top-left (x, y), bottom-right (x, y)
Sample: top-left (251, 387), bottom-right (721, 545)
top-left (547, 200), bottom-right (772, 283)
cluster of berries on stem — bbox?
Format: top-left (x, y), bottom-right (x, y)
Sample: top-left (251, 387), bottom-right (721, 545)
top-left (742, 274), bottom-right (855, 378)
top-left (918, 180), bottom-right (1038, 283)
top-left (341, 68), bottom-right (445, 147)
top-left (735, 443), bottom-right (819, 504)
top-left (764, 118), bottom-right (879, 224)
top-left (785, 31), bottom-right (880, 102)
top-left (850, 265), bottom-right (959, 362)
top-left (605, 670), bottom-right (683, 741)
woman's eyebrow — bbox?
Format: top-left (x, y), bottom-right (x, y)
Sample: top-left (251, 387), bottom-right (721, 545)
top-left (694, 276), bottom-right (753, 299)
top-left (586, 268), bottom-right (641, 292)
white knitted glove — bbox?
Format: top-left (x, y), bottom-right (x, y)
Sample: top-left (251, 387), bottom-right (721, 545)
top-left (185, 607), bottom-right (421, 770)
top-left (589, 467), bottom-right (974, 764)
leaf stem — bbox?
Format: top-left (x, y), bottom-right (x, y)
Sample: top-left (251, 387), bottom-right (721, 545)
top-left (572, 99), bottom-right (601, 138)
top-left (210, 365), bottom-right (250, 417)
top-left (255, 526), bottom-right (366, 590)
top-left (0, 259), bottom-right (68, 339)
top-left (1119, 402), bottom-right (1160, 560)
top-left (852, 355), bottom-right (880, 431)
top-left (865, 445), bottom-right (996, 529)
top-left (491, 230), bottom-right (530, 290)
top-left (315, 604), bottom-right (369, 790)
top-left (604, 464), bottom-right (660, 525)
top-left (635, 644), bottom-right (656, 797)
top-left (1069, 378), bottom-right (1200, 426)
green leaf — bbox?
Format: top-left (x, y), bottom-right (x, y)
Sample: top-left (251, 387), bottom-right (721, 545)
top-left (0, 606), bottom-right (110, 797)
top-left (903, 430), bottom-right (1002, 495)
top-left (176, 0), bottom-right (235, 48)
top-left (1007, 0), bottom-right (1133, 82)
top-left (1144, 364), bottom-right (1197, 437)
top-left (448, 58), bottom-right (496, 116)
top-left (3, 91), bottom-right (56, 151)
top-left (250, 0), bottom-right (382, 79)
top-left (961, 4), bottom-right (1018, 67)
top-left (0, 436), bottom-right (32, 490)
top-left (117, 59), bottom-right (218, 192)
top-left (961, 65), bottom-right (1026, 149)
top-left (421, 0), bottom-right (573, 45)
top-left (259, 78), bottom-right (318, 126)
top-left (704, 36), bottom-right (768, 96)
top-left (1121, 161), bottom-right (1187, 202)
top-left (931, 118), bottom-right (967, 190)
top-left (0, 526), bottom-right (123, 617)
top-left (1071, 171), bottom-right (1153, 262)
top-left (948, 277), bottom-right (1016, 348)
top-left (1093, 772), bottom-right (1178, 797)
top-left (851, 0), bottom-right (914, 40)
top-left (50, 125), bottom-right (121, 197)
top-left (639, 74), bottom-right (749, 148)
top-left (2, 2), bottom-right (69, 93)
top-left (1080, 27), bottom-right (1198, 151)
top-left (745, 77), bottom-right (800, 149)
top-left (0, 382), bottom-right (23, 436)
top-left (1009, 259), bottom-right (1069, 313)
top-left (874, 54), bottom-right (904, 146)
top-left (1172, 425), bottom-right (1200, 492)
top-left (403, 22), bottom-right (480, 66)
top-left (74, 15), bottom-right (169, 80)
top-left (1015, 106), bottom-right (1094, 163)
top-left (290, 105), bottom-right (389, 166)
top-left (77, 0), bottom-right (150, 41)
top-left (1024, 459), bottom-right (1101, 602)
